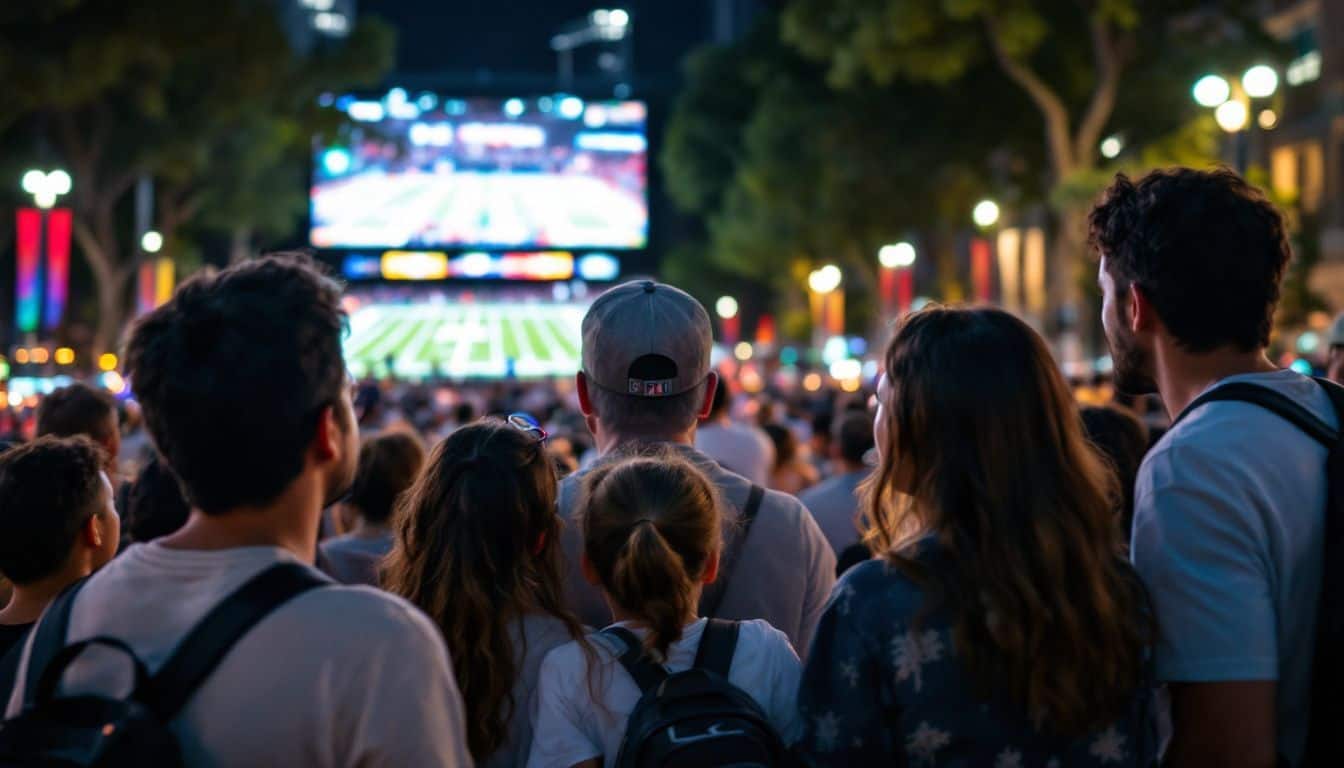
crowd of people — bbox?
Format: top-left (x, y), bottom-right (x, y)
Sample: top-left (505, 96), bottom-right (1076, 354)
top-left (0, 165), bottom-right (1333, 767)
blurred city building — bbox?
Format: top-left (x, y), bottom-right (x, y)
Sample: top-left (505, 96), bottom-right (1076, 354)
top-left (1262, 0), bottom-right (1344, 305)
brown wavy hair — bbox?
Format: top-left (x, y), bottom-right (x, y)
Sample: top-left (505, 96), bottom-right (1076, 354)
top-left (862, 307), bottom-right (1152, 736)
top-left (579, 453), bottom-right (721, 661)
top-left (382, 420), bottom-right (584, 761)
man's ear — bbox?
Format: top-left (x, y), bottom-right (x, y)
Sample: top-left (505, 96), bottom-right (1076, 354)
top-left (576, 372), bottom-right (594, 417)
top-left (312, 404), bottom-right (342, 462)
top-left (81, 513), bottom-right (102, 549)
top-left (697, 372), bottom-right (719, 421)
top-left (1127, 282), bottom-right (1156, 334)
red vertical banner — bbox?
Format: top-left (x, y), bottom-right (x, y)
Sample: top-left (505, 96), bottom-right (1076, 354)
top-left (15, 208), bottom-right (41, 334)
top-left (722, 316), bottom-right (740, 345)
top-left (755, 314), bottom-right (776, 348)
top-left (879, 268), bottom-right (896, 310)
top-left (137, 262), bottom-right (156, 316)
top-left (971, 238), bottom-right (992, 303)
top-left (897, 269), bottom-right (914, 315)
top-left (43, 208), bottom-right (71, 331)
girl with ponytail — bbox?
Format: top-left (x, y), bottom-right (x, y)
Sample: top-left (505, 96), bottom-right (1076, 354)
top-left (527, 452), bottom-right (802, 768)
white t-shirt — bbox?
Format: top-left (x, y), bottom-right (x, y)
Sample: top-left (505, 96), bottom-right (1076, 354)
top-left (527, 618), bottom-right (802, 768)
top-left (695, 422), bottom-right (775, 487)
top-left (6, 543), bottom-right (472, 768)
top-left (1130, 369), bottom-right (1336, 765)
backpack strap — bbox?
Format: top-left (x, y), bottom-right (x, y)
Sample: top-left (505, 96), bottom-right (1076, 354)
top-left (700, 484), bottom-right (765, 619)
top-left (22, 576), bottom-right (91, 707)
top-left (1172, 381), bottom-right (1337, 445)
top-left (691, 618), bottom-right (739, 679)
top-left (600, 626), bottom-right (668, 695)
top-left (143, 562), bottom-right (330, 721)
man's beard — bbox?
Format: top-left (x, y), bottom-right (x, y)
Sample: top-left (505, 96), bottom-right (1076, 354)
top-left (1107, 325), bottom-right (1157, 395)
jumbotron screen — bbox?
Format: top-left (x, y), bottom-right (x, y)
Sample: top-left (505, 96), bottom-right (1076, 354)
top-left (311, 92), bottom-right (648, 250)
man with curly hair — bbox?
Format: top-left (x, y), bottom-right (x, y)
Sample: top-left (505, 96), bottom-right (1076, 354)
top-left (1092, 167), bottom-right (1332, 767)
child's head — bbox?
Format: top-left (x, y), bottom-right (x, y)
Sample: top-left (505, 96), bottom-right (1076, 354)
top-left (0, 436), bottom-right (118, 585)
top-left (383, 418), bottom-right (576, 761)
top-left (344, 432), bottom-right (425, 527)
top-left (579, 454), bottom-right (721, 660)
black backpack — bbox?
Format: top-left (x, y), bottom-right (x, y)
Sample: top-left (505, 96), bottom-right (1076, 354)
top-left (0, 563), bottom-right (328, 767)
top-left (603, 618), bottom-right (791, 768)
top-left (1174, 377), bottom-right (1344, 768)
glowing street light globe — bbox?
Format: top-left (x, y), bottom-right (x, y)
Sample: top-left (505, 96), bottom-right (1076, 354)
top-left (715, 295), bottom-right (739, 320)
top-left (808, 264), bottom-right (842, 295)
top-left (1242, 65), bottom-right (1279, 99)
top-left (879, 242), bottom-right (916, 269)
top-left (1215, 100), bottom-right (1249, 133)
top-left (1193, 74), bottom-right (1231, 107)
top-left (1100, 135), bottom-right (1124, 159)
top-left (141, 230), bottom-right (164, 254)
top-left (972, 200), bottom-right (1001, 228)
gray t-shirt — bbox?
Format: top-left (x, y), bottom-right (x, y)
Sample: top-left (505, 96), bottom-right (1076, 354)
top-left (558, 443), bottom-right (836, 657)
top-left (1130, 369), bottom-right (1335, 765)
top-left (320, 531), bottom-right (394, 587)
top-left (797, 470), bottom-right (868, 555)
top-left (695, 422), bottom-right (775, 487)
top-left (484, 613), bottom-right (575, 768)
top-left (6, 543), bottom-right (472, 767)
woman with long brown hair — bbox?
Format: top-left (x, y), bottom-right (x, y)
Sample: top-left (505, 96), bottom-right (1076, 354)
top-left (798, 307), bottom-right (1155, 766)
top-left (383, 417), bottom-right (584, 767)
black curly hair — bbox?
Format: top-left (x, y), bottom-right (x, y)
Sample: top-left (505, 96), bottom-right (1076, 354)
top-left (1089, 167), bottom-right (1292, 353)
top-left (0, 436), bottom-right (107, 584)
top-left (124, 253), bottom-right (348, 514)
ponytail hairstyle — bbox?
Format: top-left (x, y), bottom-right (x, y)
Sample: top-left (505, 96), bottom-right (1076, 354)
top-left (579, 453), bottom-right (721, 661)
top-left (382, 420), bottom-right (584, 762)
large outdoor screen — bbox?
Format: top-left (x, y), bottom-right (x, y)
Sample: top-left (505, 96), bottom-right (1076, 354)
top-left (311, 93), bottom-right (648, 250)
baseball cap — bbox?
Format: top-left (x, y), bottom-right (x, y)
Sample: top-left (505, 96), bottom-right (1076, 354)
top-left (581, 280), bottom-right (713, 398)
top-left (1329, 312), bottom-right (1344, 348)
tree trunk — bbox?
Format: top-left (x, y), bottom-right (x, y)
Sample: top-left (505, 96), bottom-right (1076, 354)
top-left (72, 212), bottom-right (126, 356)
top-left (229, 226), bottom-right (253, 264)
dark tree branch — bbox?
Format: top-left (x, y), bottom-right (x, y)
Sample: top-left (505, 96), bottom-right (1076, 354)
top-left (1073, 12), bottom-right (1128, 169)
top-left (983, 15), bottom-right (1075, 178)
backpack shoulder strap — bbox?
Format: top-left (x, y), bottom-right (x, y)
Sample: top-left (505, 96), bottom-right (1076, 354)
top-left (22, 576), bottom-right (90, 707)
top-left (700, 484), bottom-right (765, 619)
top-left (1173, 381), bottom-right (1338, 446)
top-left (600, 626), bottom-right (668, 695)
top-left (692, 618), bottom-right (740, 679)
top-left (144, 562), bottom-right (330, 721)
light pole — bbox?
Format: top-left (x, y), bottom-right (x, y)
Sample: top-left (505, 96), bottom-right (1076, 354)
top-left (970, 201), bottom-right (999, 304)
top-left (1193, 66), bottom-right (1279, 173)
top-left (807, 264), bottom-right (842, 353)
top-left (878, 242), bottom-right (917, 316)
top-left (715, 295), bottom-right (740, 345)
top-left (550, 8), bottom-right (632, 93)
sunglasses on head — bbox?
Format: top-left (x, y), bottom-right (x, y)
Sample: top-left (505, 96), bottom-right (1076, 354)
top-left (507, 412), bottom-right (549, 443)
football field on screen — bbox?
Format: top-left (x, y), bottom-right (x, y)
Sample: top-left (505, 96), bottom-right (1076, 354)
top-left (344, 302), bottom-right (585, 380)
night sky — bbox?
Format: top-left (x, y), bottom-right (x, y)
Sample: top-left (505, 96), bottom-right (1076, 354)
top-left (360, 0), bottom-right (715, 81)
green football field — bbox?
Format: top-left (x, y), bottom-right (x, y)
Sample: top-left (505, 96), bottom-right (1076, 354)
top-left (344, 302), bottom-right (585, 379)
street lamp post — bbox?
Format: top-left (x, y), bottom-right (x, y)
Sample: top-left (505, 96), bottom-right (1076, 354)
top-left (971, 200), bottom-right (1000, 304)
top-left (1193, 66), bottom-right (1279, 173)
top-left (715, 295), bottom-right (740, 345)
top-left (807, 264), bottom-right (843, 354)
top-left (878, 242), bottom-right (917, 316)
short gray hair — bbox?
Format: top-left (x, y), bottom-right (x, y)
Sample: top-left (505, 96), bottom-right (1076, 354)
top-left (587, 378), bottom-right (709, 438)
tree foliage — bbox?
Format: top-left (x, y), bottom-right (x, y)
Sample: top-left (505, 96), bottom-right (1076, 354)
top-left (0, 0), bottom-right (393, 352)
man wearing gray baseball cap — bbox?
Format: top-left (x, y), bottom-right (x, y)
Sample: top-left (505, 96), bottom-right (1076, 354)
top-left (557, 280), bottom-right (836, 656)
